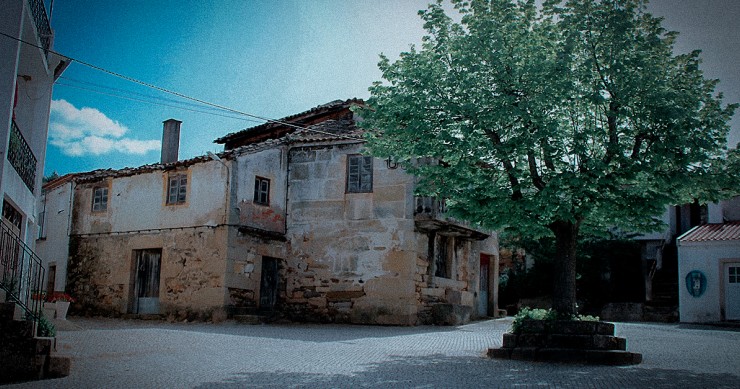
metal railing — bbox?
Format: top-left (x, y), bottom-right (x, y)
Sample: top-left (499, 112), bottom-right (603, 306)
top-left (414, 196), bottom-right (447, 216)
top-left (29, 0), bottom-right (52, 52)
top-left (0, 220), bottom-right (45, 323)
top-left (8, 120), bottom-right (37, 192)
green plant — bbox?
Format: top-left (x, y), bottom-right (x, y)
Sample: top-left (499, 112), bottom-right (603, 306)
top-left (37, 315), bottom-right (56, 337)
top-left (511, 306), bottom-right (600, 334)
top-left (511, 307), bottom-right (558, 334)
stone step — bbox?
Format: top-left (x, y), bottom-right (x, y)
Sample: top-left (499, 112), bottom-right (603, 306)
top-left (502, 333), bottom-right (627, 351)
top-left (0, 319), bottom-right (35, 339)
top-left (234, 314), bottom-right (264, 324)
top-left (488, 347), bottom-right (642, 365)
top-left (47, 354), bottom-right (72, 378)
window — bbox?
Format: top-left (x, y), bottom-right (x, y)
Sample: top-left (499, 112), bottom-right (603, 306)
top-left (730, 266), bottom-right (739, 284)
top-left (347, 155), bottom-right (373, 193)
top-left (253, 177), bottom-right (270, 205)
top-left (167, 174), bottom-right (187, 205)
top-left (92, 187), bottom-right (108, 212)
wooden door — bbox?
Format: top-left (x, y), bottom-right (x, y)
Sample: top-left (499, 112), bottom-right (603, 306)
top-left (259, 257), bottom-right (279, 310)
top-left (134, 249), bottom-right (161, 314)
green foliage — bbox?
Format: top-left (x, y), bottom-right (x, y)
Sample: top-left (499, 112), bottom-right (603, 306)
top-left (357, 0), bottom-right (738, 316)
top-left (357, 0), bottom-right (738, 237)
top-left (37, 315), bottom-right (56, 338)
top-left (511, 306), bottom-right (599, 334)
top-left (42, 171), bottom-right (60, 184)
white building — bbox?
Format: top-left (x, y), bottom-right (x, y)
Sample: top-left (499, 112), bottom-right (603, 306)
top-left (1, 0), bottom-right (68, 310)
top-left (677, 197), bottom-right (740, 323)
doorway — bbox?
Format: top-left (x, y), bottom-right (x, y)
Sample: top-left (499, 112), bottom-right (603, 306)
top-left (259, 256), bottom-right (279, 311)
top-left (132, 249), bottom-right (161, 314)
top-left (724, 262), bottom-right (740, 320)
top-left (479, 254), bottom-right (491, 317)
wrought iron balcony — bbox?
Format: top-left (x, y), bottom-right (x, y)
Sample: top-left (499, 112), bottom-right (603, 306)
top-left (29, 0), bottom-right (52, 52)
top-left (8, 120), bottom-right (38, 192)
top-left (413, 196), bottom-right (488, 240)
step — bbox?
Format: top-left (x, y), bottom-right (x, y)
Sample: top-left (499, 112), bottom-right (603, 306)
top-left (47, 355), bottom-right (72, 378)
top-left (0, 301), bottom-right (24, 321)
top-left (488, 347), bottom-right (642, 365)
top-left (234, 314), bottom-right (264, 324)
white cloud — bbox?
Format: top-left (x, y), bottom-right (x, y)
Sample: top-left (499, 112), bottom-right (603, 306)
top-left (49, 99), bottom-right (160, 157)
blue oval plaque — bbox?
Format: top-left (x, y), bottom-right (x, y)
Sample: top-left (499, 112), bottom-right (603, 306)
top-left (685, 270), bottom-right (707, 298)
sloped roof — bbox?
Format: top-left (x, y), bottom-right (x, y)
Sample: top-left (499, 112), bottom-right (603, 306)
top-left (214, 98), bottom-right (363, 146)
top-left (42, 173), bottom-right (77, 191)
top-left (679, 222), bottom-right (740, 243)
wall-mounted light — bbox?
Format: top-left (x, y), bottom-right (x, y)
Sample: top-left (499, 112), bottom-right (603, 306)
top-left (385, 156), bottom-right (399, 170)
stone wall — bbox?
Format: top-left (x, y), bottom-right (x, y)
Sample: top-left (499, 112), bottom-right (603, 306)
top-left (67, 227), bottom-right (228, 320)
top-left (285, 142), bottom-right (420, 325)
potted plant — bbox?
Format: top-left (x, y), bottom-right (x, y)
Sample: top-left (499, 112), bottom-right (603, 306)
top-left (46, 292), bottom-right (76, 320)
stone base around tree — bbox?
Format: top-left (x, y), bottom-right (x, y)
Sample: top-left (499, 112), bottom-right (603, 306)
top-left (488, 321), bottom-right (642, 365)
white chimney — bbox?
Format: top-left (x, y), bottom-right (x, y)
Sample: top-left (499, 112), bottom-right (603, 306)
top-left (161, 119), bottom-right (181, 164)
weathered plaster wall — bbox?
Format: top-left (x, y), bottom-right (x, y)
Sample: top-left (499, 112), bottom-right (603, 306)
top-left (234, 147), bottom-right (287, 233)
top-left (67, 227), bottom-right (228, 320)
top-left (72, 160), bottom-right (229, 235)
top-left (36, 181), bottom-right (73, 292)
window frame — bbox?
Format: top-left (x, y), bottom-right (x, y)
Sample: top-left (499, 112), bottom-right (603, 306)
top-left (346, 155), bottom-right (373, 193)
top-left (253, 176), bottom-right (270, 206)
top-left (166, 173), bottom-right (188, 205)
top-left (92, 186), bottom-right (109, 212)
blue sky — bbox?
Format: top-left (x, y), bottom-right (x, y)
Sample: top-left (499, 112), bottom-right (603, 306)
top-left (43, 0), bottom-right (740, 176)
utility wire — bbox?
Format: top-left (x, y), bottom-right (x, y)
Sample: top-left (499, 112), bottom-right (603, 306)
top-left (0, 31), bottom-right (365, 142)
top-left (59, 75), bottom-right (231, 112)
top-left (56, 80), bottom-right (264, 123)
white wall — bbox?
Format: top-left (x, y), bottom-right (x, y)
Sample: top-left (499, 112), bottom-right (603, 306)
top-left (234, 147), bottom-right (287, 233)
top-left (678, 240), bottom-right (740, 322)
top-left (36, 180), bottom-right (73, 292)
top-left (73, 159), bottom-right (230, 235)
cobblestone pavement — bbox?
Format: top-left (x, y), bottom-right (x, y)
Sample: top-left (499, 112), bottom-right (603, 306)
top-left (6, 317), bottom-right (740, 388)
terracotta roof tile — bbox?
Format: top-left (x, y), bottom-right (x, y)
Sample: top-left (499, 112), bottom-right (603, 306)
top-left (679, 222), bottom-right (740, 242)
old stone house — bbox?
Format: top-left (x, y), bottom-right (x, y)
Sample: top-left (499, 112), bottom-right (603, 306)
top-left (45, 99), bottom-right (499, 325)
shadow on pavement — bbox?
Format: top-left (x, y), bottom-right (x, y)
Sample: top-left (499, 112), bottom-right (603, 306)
top-left (61, 316), bottom-right (474, 343)
top-left (195, 354), bottom-right (740, 389)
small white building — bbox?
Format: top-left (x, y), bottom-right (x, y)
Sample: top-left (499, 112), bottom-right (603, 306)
top-left (677, 198), bottom-right (740, 322)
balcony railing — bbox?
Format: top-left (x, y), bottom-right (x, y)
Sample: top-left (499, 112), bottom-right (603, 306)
top-left (414, 196), bottom-right (447, 217)
top-left (0, 220), bottom-right (45, 324)
top-left (29, 0), bottom-right (52, 52)
top-left (8, 120), bottom-right (37, 192)
top-left (414, 196), bottom-right (489, 240)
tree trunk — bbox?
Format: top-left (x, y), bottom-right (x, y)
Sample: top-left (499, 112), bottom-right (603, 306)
top-left (549, 220), bottom-right (580, 316)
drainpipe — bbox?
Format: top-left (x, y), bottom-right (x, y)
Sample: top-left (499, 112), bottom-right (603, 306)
top-left (284, 140), bottom-right (293, 237)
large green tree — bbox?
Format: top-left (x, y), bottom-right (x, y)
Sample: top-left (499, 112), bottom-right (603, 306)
top-left (358, 0), bottom-right (737, 315)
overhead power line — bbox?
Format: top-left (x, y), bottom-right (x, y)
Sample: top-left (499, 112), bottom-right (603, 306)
top-left (56, 78), bottom-right (264, 123)
top-left (0, 31), bottom-right (365, 142)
